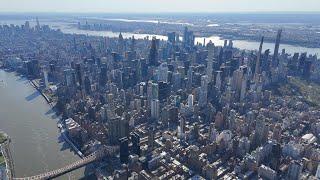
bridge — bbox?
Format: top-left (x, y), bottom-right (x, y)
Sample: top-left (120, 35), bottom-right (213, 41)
top-left (13, 146), bottom-right (118, 180)
top-left (1, 139), bottom-right (15, 179)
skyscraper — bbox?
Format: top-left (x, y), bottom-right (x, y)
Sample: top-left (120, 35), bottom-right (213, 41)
top-left (206, 41), bottom-right (214, 81)
top-left (254, 36), bottom-right (264, 83)
top-left (119, 137), bottom-right (129, 164)
top-left (272, 29), bottom-right (282, 67)
top-left (149, 37), bottom-right (159, 66)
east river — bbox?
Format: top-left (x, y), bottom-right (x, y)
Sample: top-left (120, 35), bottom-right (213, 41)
top-left (0, 70), bottom-right (85, 179)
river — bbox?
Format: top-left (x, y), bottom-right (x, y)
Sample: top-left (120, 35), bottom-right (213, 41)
top-left (1, 19), bottom-right (319, 55)
top-left (59, 25), bottom-right (320, 56)
top-left (0, 70), bottom-right (85, 179)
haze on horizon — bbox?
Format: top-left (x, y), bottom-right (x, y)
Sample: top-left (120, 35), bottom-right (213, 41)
top-left (0, 0), bottom-right (320, 13)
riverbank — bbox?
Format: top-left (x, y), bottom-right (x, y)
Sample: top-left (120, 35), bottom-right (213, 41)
top-left (29, 79), bottom-right (53, 106)
top-left (28, 77), bottom-right (85, 159)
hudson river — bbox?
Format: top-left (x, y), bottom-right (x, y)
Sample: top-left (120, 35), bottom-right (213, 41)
top-left (0, 70), bottom-right (85, 179)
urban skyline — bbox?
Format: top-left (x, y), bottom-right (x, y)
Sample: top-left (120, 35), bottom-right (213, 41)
top-left (0, 1), bottom-right (320, 180)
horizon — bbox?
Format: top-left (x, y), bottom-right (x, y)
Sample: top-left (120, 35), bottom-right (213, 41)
top-left (0, 0), bottom-right (319, 13)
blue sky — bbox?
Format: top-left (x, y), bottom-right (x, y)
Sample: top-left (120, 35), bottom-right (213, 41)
top-left (0, 0), bottom-right (319, 13)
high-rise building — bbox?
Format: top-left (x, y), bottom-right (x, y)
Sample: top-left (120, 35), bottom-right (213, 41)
top-left (167, 32), bottom-right (176, 44)
top-left (99, 64), bottom-right (107, 86)
top-left (84, 75), bottom-right (91, 94)
top-left (272, 29), bottom-right (282, 67)
top-left (118, 32), bottom-right (124, 55)
top-left (183, 27), bottom-right (195, 48)
top-left (64, 69), bottom-right (76, 87)
top-left (43, 70), bottom-right (49, 88)
top-left (149, 37), bottom-right (159, 66)
top-left (148, 127), bottom-right (155, 152)
top-left (188, 94), bottom-right (194, 109)
top-left (151, 99), bottom-right (160, 120)
top-left (207, 41), bottom-right (214, 81)
top-left (119, 137), bottom-right (129, 164)
top-left (255, 36), bottom-right (264, 82)
top-left (131, 132), bottom-right (141, 156)
top-left (157, 63), bottom-right (169, 82)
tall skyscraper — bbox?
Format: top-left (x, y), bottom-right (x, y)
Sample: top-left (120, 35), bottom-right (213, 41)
top-left (167, 32), bottom-right (176, 44)
top-left (149, 37), bottom-right (159, 66)
top-left (151, 99), bottom-right (160, 120)
top-left (254, 36), bottom-right (264, 83)
top-left (131, 132), bottom-right (141, 156)
top-left (272, 29), bottom-right (282, 67)
top-left (118, 32), bottom-right (124, 55)
top-left (206, 41), bottom-right (214, 81)
top-left (183, 27), bottom-right (194, 48)
top-left (119, 137), bottom-right (129, 164)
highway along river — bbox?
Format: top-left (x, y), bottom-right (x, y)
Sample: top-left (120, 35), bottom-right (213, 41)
top-left (0, 69), bottom-right (85, 179)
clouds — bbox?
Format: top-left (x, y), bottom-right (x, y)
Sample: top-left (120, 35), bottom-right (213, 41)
top-left (0, 0), bottom-right (319, 13)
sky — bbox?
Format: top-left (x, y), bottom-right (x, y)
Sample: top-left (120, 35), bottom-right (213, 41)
top-left (0, 0), bottom-right (319, 13)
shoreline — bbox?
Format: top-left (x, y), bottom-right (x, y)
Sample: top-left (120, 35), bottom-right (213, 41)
top-left (27, 77), bottom-right (85, 159)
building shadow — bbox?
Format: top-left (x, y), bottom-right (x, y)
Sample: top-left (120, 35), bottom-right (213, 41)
top-left (25, 91), bottom-right (40, 101)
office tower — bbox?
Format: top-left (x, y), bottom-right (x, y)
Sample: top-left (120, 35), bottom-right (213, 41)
top-left (151, 83), bottom-right (159, 100)
top-left (158, 81), bottom-right (170, 101)
top-left (188, 94), bottom-right (194, 109)
top-left (84, 75), bottom-right (91, 94)
top-left (43, 70), bottom-right (49, 88)
top-left (215, 71), bottom-right (222, 91)
top-left (36, 17), bottom-right (40, 30)
top-left (298, 53), bottom-right (307, 70)
top-left (75, 63), bottom-right (82, 88)
top-left (228, 109), bottom-right (236, 130)
top-left (207, 41), bottom-right (214, 81)
top-left (148, 127), bottom-right (155, 152)
top-left (183, 27), bottom-right (195, 48)
top-left (24, 21), bottom-right (30, 29)
top-left (172, 72), bottom-right (182, 91)
top-left (199, 75), bottom-right (208, 107)
top-left (109, 117), bottom-right (129, 144)
top-left (131, 132), bottom-right (141, 156)
top-left (118, 32), bottom-right (124, 55)
top-left (119, 137), bottom-right (129, 164)
top-left (180, 116), bottom-right (185, 135)
top-left (158, 63), bottom-right (169, 82)
top-left (240, 75), bottom-right (247, 102)
top-left (228, 40), bottom-right (233, 48)
top-left (149, 37), bottom-right (159, 66)
top-left (254, 117), bottom-right (269, 147)
top-left (302, 60), bottom-right (312, 79)
top-left (272, 29), bottom-right (282, 67)
top-left (223, 40), bottom-right (228, 48)
top-left (187, 66), bottom-right (193, 90)
top-left (255, 36), bottom-right (264, 81)
top-left (151, 99), bottom-right (160, 120)
top-left (130, 35), bottom-right (136, 52)
top-left (167, 32), bottom-right (176, 44)
top-left (261, 49), bottom-right (270, 72)
top-left (64, 69), bottom-right (76, 87)
top-left (99, 64), bottom-right (107, 86)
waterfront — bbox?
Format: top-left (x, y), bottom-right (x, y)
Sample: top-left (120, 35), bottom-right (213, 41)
top-left (0, 18), bottom-right (319, 55)
top-left (0, 70), bottom-right (85, 179)
top-left (59, 25), bottom-right (320, 55)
